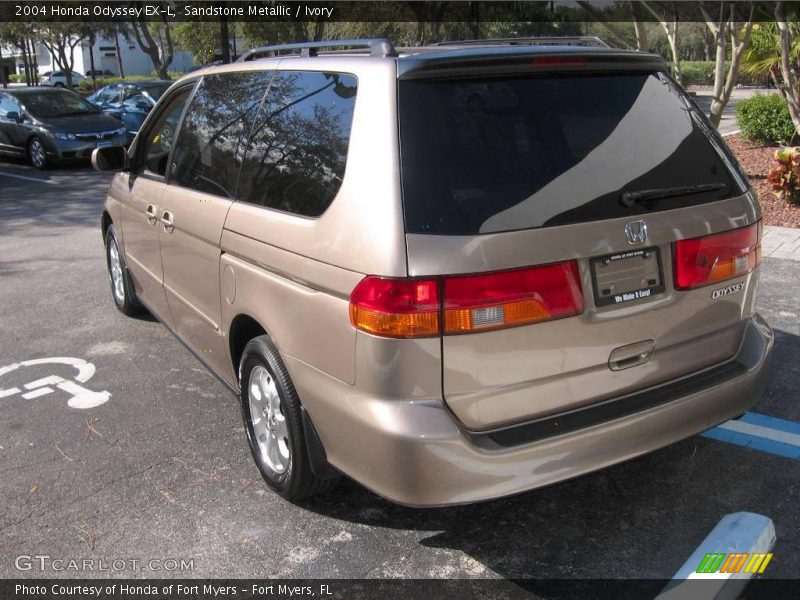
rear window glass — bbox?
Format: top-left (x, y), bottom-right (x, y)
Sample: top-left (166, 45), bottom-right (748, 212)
top-left (399, 73), bottom-right (744, 235)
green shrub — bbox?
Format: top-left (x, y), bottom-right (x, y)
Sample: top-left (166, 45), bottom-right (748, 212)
top-left (736, 94), bottom-right (797, 145)
top-left (674, 61), bottom-right (769, 87)
top-left (76, 74), bottom-right (175, 92)
top-left (682, 61), bottom-right (717, 86)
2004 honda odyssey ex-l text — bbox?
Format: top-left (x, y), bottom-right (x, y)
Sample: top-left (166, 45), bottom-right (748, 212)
top-left (93, 38), bottom-right (774, 507)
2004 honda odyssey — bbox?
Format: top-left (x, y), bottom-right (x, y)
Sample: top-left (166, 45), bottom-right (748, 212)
top-left (94, 38), bottom-right (773, 507)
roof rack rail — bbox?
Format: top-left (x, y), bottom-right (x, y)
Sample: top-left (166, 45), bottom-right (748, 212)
top-left (237, 38), bottom-right (398, 62)
top-left (432, 36), bottom-right (611, 49)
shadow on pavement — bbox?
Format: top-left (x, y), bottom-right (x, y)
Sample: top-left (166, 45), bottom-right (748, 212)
top-left (0, 160), bottom-right (112, 231)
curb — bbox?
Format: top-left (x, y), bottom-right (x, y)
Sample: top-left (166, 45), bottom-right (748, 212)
top-left (656, 512), bottom-right (776, 600)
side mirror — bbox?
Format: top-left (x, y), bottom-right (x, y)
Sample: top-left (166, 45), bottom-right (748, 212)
top-left (5, 111), bottom-right (23, 122)
top-left (92, 145), bottom-right (129, 173)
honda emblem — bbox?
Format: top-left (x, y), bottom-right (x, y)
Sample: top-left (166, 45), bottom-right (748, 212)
top-left (625, 221), bottom-right (648, 245)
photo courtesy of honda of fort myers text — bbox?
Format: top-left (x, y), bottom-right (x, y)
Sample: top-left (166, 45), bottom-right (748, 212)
top-left (0, 1), bottom-right (799, 600)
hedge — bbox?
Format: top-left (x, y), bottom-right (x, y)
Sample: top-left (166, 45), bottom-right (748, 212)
top-left (736, 93), bottom-right (798, 146)
top-left (674, 61), bottom-right (769, 87)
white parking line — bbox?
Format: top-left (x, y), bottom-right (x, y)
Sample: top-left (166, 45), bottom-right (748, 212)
top-left (0, 171), bottom-right (56, 184)
top-left (718, 419), bottom-right (800, 447)
top-left (721, 129), bottom-right (742, 137)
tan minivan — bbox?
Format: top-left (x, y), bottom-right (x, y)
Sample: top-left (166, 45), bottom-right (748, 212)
top-left (94, 38), bottom-right (773, 507)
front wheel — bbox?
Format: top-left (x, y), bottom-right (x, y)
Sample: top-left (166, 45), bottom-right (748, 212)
top-left (28, 137), bottom-right (48, 170)
top-left (240, 336), bottom-right (338, 501)
top-left (104, 225), bottom-right (142, 316)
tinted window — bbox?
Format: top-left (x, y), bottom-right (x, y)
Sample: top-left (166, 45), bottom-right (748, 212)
top-left (140, 88), bottom-right (191, 176)
top-left (170, 72), bottom-right (272, 199)
top-left (399, 73), bottom-right (744, 235)
top-left (238, 71), bottom-right (357, 217)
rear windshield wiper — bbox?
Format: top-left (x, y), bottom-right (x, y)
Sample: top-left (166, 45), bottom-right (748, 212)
top-left (621, 183), bottom-right (727, 207)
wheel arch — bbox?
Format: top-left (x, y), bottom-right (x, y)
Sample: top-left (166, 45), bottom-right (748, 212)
top-left (101, 211), bottom-right (113, 242)
top-left (228, 313), bottom-right (268, 384)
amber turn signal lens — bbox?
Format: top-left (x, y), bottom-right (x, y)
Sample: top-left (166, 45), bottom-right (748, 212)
top-left (349, 277), bottom-right (440, 338)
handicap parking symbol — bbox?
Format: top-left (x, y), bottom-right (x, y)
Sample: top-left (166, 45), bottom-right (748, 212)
top-left (0, 357), bottom-right (111, 409)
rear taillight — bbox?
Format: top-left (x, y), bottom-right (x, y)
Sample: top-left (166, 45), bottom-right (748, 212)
top-left (443, 261), bottom-right (583, 334)
top-left (674, 222), bottom-right (761, 290)
top-left (349, 277), bottom-right (440, 338)
top-left (349, 261), bottom-right (584, 338)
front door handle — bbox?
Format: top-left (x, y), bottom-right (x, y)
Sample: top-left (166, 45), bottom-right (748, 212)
top-left (160, 210), bottom-right (174, 232)
top-left (145, 204), bottom-right (157, 224)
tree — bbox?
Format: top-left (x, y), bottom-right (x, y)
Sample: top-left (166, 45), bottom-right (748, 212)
top-left (699, 1), bottom-right (755, 128)
top-left (642, 1), bottom-right (684, 85)
top-left (130, 19), bottom-right (175, 79)
top-left (37, 23), bottom-right (92, 88)
top-left (775, 1), bottom-right (800, 135)
top-left (174, 22), bottom-right (219, 65)
top-left (0, 22), bottom-right (37, 85)
top-left (576, 1), bottom-right (637, 49)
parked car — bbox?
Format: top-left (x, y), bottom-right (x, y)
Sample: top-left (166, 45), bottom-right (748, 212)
top-left (0, 87), bottom-right (127, 169)
top-left (93, 38), bottom-right (773, 507)
top-left (40, 70), bottom-right (85, 88)
top-left (85, 69), bottom-right (116, 78)
top-left (88, 81), bottom-right (172, 142)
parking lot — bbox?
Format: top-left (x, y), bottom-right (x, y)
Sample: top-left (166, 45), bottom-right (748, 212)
top-left (0, 160), bottom-right (798, 582)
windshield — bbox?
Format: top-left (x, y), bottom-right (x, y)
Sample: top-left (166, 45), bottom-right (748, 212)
top-left (399, 72), bottom-right (745, 235)
top-left (142, 84), bottom-right (169, 100)
top-left (23, 91), bottom-right (100, 119)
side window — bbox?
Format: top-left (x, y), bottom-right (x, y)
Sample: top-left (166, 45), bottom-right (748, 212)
top-left (138, 87), bottom-right (192, 177)
top-left (170, 71), bottom-right (273, 199)
top-left (238, 71), bottom-right (357, 217)
top-left (0, 93), bottom-right (21, 117)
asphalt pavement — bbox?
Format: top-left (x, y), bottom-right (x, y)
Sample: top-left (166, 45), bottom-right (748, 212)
top-left (0, 160), bottom-right (798, 582)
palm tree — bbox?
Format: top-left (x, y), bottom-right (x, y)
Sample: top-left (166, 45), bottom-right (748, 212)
top-left (741, 22), bottom-right (800, 88)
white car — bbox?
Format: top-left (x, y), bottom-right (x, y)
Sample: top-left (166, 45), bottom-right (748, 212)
top-left (40, 71), bottom-right (85, 88)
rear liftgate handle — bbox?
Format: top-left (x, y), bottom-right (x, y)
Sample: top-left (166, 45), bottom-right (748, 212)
top-left (608, 340), bottom-right (655, 371)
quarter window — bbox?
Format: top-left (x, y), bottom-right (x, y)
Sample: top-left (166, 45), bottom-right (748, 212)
top-left (238, 71), bottom-right (358, 217)
top-left (170, 71), bottom-right (273, 199)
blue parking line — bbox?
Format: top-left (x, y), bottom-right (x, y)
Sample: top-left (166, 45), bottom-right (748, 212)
top-left (701, 412), bottom-right (800, 460)
top-left (738, 411), bottom-right (800, 436)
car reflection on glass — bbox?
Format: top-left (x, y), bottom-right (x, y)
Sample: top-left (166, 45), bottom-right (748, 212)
top-left (0, 87), bottom-right (127, 169)
top-left (87, 81), bottom-right (172, 145)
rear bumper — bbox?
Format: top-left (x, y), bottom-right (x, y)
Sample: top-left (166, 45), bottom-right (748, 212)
top-left (291, 315), bottom-right (773, 507)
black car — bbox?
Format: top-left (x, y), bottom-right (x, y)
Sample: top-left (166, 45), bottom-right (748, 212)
top-left (88, 80), bottom-right (171, 143)
top-left (0, 87), bottom-right (127, 169)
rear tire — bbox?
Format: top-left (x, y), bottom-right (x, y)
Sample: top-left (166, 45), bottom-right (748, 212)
top-left (239, 335), bottom-right (338, 501)
top-left (104, 225), bottom-right (142, 316)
